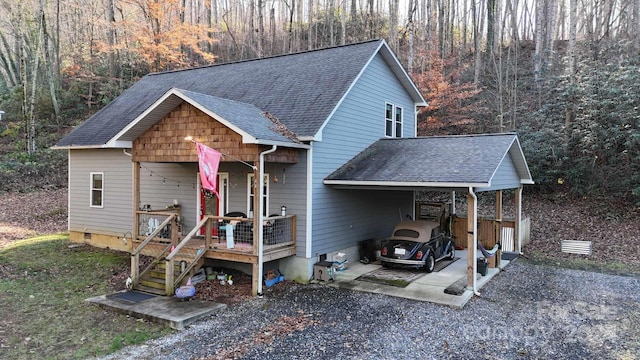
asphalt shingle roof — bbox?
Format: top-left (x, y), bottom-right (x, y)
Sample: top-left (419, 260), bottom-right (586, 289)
top-left (325, 133), bottom-right (524, 185)
top-left (177, 90), bottom-right (296, 143)
top-left (57, 40), bottom-right (386, 147)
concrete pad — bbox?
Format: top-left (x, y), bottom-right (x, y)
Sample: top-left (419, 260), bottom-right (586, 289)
top-left (329, 250), bottom-right (510, 308)
top-left (86, 291), bottom-right (226, 330)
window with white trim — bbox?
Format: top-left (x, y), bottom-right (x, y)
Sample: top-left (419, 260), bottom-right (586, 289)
top-left (247, 173), bottom-right (269, 217)
top-left (385, 103), bottom-right (403, 137)
top-left (90, 172), bottom-right (104, 208)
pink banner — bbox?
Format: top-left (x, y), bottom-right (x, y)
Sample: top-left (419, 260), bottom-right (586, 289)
top-left (196, 142), bottom-right (222, 198)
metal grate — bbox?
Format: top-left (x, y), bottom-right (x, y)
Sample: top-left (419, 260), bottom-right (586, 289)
top-left (561, 240), bottom-right (592, 255)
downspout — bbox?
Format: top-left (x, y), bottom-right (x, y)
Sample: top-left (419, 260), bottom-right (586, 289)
top-left (469, 187), bottom-right (480, 296)
top-left (257, 145), bottom-right (277, 296)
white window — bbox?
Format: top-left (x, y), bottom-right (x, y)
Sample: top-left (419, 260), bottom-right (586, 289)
top-left (395, 106), bottom-right (403, 137)
top-left (90, 172), bottom-right (104, 208)
top-left (385, 103), bottom-right (394, 137)
top-left (385, 103), bottom-right (403, 137)
top-left (247, 173), bottom-right (269, 218)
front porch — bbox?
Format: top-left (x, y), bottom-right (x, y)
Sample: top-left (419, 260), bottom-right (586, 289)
top-left (130, 210), bottom-right (296, 296)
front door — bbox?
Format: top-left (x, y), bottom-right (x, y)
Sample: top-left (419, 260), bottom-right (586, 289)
top-left (198, 173), bottom-right (229, 235)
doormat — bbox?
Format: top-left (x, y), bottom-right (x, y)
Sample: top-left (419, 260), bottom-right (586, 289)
top-left (356, 268), bottom-right (426, 287)
top-left (108, 291), bottom-right (157, 304)
top-left (501, 252), bottom-right (519, 261)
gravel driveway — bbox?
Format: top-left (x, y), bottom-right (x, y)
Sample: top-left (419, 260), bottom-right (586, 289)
top-left (98, 260), bottom-right (639, 360)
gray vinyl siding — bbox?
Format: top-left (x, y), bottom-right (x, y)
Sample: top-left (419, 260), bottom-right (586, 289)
top-left (68, 149), bottom-right (133, 235)
top-left (482, 154), bottom-right (521, 192)
top-left (264, 151), bottom-right (308, 256)
top-left (310, 53), bottom-right (418, 256)
top-left (139, 162), bottom-right (199, 229)
top-left (221, 155), bottom-right (308, 256)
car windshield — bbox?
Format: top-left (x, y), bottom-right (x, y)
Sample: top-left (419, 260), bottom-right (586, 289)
top-left (393, 229), bottom-right (420, 238)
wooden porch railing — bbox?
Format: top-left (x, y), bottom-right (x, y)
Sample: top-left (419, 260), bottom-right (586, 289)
top-left (130, 212), bottom-right (179, 287)
top-left (131, 212), bottom-right (297, 296)
top-left (164, 216), bottom-right (210, 295)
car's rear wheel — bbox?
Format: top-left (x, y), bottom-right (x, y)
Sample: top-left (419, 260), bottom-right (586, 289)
top-left (424, 253), bottom-right (435, 273)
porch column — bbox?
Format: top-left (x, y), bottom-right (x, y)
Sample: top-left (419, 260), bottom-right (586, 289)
top-left (251, 161), bottom-right (261, 296)
top-left (131, 161), bottom-right (140, 282)
top-left (515, 186), bottom-right (523, 253)
top-left (494, 190), bottom-right (502, 268)
top-left (466, 189), bottom-right (477, 291)
top-left (133, 161), bottom-right (140, 239)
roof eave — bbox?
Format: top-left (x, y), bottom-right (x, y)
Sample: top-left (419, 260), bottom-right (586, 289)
top-left (51, 143), bottom-right (131, 150)
top-left (251, 139), bottom-right (311, 149)
top-left (323, 180), bottom-right (489, 189)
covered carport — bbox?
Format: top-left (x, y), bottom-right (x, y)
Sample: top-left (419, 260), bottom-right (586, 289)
top-left (324, 133), bottom-right (534, 294)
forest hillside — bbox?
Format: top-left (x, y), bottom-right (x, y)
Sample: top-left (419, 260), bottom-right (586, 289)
top-left (0, 1), bottom-right (638, 269)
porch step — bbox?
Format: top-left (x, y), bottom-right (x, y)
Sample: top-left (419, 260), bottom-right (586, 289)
top-left (135, 284), bottom-right (167, 296)
top-left (139, 275), bottom-right (166, 290)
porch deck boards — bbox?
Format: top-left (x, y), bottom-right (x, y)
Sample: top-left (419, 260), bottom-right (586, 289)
top-left (134, 237), bottom-right (296, 264)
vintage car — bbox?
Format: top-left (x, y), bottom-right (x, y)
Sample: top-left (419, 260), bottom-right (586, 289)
top-left (379, 220), bottom-right (455, 272)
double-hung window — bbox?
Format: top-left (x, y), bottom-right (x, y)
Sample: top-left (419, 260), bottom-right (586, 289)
top-left (385, 103), bottom-right (403, 138)
top-left (247, 174), bottom-right (269, 217)
top-left (90, 172), bottom-right (104, 208)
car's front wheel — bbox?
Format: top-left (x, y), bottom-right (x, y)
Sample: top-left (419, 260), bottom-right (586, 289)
top-left (424, 253), bottom-right (435, 273)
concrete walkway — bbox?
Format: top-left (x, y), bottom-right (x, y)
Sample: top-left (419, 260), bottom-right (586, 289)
top-left (328, 250), bottom-right (512, 308)
top-left (86, 292), bottom-right (226, 330)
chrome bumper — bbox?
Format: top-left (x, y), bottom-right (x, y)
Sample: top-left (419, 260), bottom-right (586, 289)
top-left (379, 256), bottom-right (425, 266)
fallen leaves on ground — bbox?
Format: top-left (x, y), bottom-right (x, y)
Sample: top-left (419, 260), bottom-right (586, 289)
top-left (201, 312), bottom-right (319, 360)
top-left (0, 189), bottom-right (68, 249)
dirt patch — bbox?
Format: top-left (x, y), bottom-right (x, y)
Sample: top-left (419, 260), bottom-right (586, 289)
top-left (0, 188), bottom-right (68, 248)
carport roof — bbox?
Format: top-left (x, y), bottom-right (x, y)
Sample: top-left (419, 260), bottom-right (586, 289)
top-left (324, 133), bottom-right (533, 191)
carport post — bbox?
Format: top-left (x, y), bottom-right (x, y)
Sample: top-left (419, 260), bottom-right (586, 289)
top-left (467, 188), bottom-right (478, 294)
top-left (515, 186), bottom-right (522, 253)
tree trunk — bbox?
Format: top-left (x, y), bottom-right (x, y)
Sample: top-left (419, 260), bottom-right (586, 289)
top-left (341, 0), bottom-right (346, 45)
top-left (407, 0), bottom-right (415, 73)
top-left (257, 0), bottom-right (264, 57)
top-left (107, 0), bottom-right (118, 78)
top-left (566, 0), bottom-right (577, 128)
top-left (41, 5), bottom-right (60, 119)
top-left (472, 0), bottom-right (481, 84)
top-left (389, 0), bottom-right (398, 51)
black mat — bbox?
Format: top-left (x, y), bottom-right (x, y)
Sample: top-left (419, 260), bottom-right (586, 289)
top-left (356, 258), bottom-right (460, 288)
top-left (433, 257), bottom-right (460, 272)
top-left (501, 252), bottom-right (519, 261)
top-left (108, 291), bottom-right (157, 304)
top-left (444, 277), bottom-right (467, 296)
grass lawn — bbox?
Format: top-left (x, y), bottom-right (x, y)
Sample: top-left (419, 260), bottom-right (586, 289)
top-left (0, 234), bottom-right (172, 359)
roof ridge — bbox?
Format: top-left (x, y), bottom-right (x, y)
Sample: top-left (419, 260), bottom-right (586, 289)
top-left (148, 39), bottom-right (383, 76)
top-left (381, 132), bottom-right (518, 140)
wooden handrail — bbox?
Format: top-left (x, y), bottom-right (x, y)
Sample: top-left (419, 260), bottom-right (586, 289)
top-left (166, 215), bottom-right (211, 260)
top-left (132, 214), bottom-right (176, 256)
top-left (164, 215), bottom-right (213, 293)
top-left (130, 213), bottom-right (177, 287)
